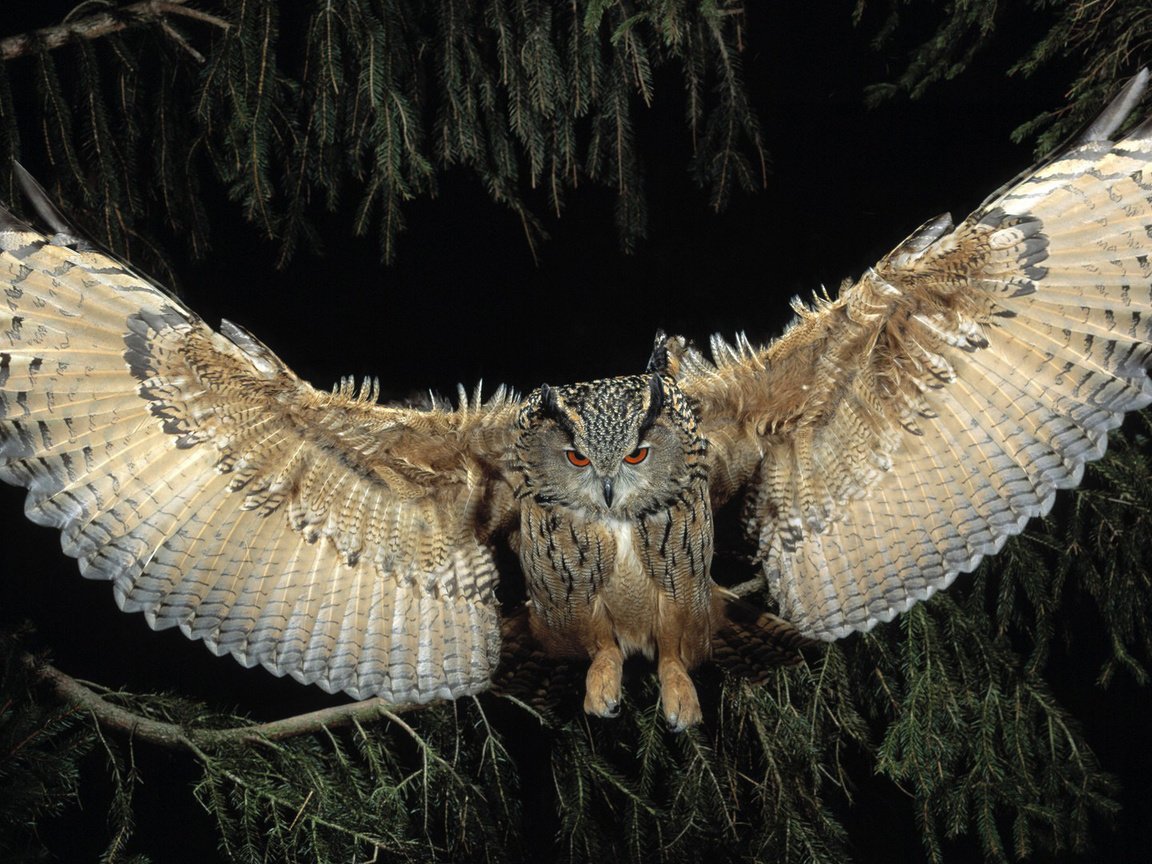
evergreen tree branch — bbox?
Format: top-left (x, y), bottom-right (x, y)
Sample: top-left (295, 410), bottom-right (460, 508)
top-left (1, 2), bottom-right (762, 265)
top-left (0, 1), bottom-right (229, 63)
top-left (855, 0), bottom-right (1152, 153)
top-left (0, 643), bottom-right (101, 860)
top-left (22, 650), bottom-right (424, 748)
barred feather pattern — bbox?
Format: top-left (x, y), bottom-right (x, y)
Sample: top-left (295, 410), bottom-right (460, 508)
top-left (0, 209), bottom-right (521, 702)
top-left (672, 76), bottom-right (1152, 640)
top-left (6, 76), bottom-right (1152, 722)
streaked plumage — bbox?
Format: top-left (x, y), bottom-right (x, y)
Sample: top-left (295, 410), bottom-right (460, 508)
top-left (3, 72), bottom-right (1152, 729)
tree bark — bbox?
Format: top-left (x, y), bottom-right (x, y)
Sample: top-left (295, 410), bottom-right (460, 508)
top-left (0, 0), bottom-right (229, 63)
top-left (24, 651), bottom-right (422, 748)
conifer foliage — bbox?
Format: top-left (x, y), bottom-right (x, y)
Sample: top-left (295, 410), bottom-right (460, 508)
top-left (856, 0), bottom-right (1152, 154)
top-left (0, 0), bottom-right (762, 267)
top-left (2, 3), bottom-right (1152, 863)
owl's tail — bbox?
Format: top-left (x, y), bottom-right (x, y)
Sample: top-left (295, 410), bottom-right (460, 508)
top-left (490, 607), bottom-right (589, 718)
top-left (710, 594), bottom-right (815, 682)
top-left (492, 599), bottom-right (814, 718)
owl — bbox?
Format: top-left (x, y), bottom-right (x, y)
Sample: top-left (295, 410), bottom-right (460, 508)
top-left (4, 71), bottom-right (1152, 732)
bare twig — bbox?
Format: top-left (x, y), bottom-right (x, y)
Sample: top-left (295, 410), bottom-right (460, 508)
top-left (0, 0), bottom-right (230, 63)
top-left (23, 651), bottom-right (423, 749)
top-left (158, 17), bottom-right (205, 63)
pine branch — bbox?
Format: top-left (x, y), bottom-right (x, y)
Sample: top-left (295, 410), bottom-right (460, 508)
top-left (23, 650), bottom-right (425, 748)
top-left (857, 0), bottom-right (1152, 153)
top-left (0, 639), bottom-right (100, 859)
top-left (0, 1), bottom-right (229, 63)
top-left (1, 2), bottom-right (763, 265)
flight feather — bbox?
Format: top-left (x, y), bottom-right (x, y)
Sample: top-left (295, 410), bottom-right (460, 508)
top-left (4, 73), bottom-right (1152, 725)
top-left (0, 184), bottom-right (521, 702)
top-left (668, 71), bottom-right (1152, 640)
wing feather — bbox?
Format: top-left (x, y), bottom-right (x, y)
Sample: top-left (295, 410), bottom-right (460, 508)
top-left (676, 71), bottom-right (1152, 640)
top-left (0, 188), bottom-right (522, 703)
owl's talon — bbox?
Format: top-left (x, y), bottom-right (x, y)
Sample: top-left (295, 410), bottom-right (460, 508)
top-left (658, 659), bottom-right (702, 731)
top-left (583, 646), bottom-right (624, 718)
top-left (584, 689), bottom-right (621, 719)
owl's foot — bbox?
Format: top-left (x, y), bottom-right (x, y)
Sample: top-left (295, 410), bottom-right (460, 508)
top-left (658, 659), bottom-right (701, 732)
top-left (583, 645), bottom-right (624, 718)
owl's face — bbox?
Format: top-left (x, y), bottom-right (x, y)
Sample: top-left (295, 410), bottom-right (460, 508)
top-left (515, 374), bottom-right (706, 517)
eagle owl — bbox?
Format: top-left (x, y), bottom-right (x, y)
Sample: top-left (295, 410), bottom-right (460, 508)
top-left (4, 72), bottom-right (1152, 731)
top-left (514, 376), bottom-right (717, 727)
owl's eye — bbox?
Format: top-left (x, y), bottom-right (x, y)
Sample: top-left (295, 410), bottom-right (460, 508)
top-left (566, 450), bottom-right (591, 467)
top-left (623, 447), bottom-right (649, 465)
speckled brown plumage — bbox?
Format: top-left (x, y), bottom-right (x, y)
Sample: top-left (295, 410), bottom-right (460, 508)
top-left (4, 72), bottom-right (1152, 729)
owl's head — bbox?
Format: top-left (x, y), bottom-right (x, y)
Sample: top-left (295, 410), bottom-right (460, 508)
top-left (515, 373), bottom-right (706, 517)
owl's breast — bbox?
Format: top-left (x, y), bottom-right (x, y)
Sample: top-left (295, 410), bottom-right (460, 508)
top-left (518, 490), bottom-right (714, 659)
top-left (518, 504), bottom-right (634, 621)
top-left (596, 518), bottom-right (665, 656)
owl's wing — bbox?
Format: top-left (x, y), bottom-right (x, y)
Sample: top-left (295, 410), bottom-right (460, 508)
top-left (0, 172), bottom-right (523, 703)
top-left (672, 71), bottom-right (1152, 641)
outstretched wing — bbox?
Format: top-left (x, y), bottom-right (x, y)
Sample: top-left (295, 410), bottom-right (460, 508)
top-left (0, 174), bottom-right (522, 703)
top-left (672, 71), bottom-right (1152, 641)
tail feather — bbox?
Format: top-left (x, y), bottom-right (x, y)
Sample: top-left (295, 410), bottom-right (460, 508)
top-left (490, 606), bottom-right (586, 720)
top-left (712, 596), bottom-right (814, 682)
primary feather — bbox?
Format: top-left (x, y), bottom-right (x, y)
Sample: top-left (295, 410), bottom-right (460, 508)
top-left (3, 71), bottom-right (1152, 724)
top-left (0, 174), bottom-right (521, 703)
top-left (671, 70), bottom-right (1152, 641)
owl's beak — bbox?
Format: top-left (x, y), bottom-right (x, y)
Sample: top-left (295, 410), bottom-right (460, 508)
top-left (601, 476), bottom-right (615, 508)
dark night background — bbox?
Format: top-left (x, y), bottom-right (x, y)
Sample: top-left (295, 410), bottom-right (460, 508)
top-left (2, 2), bottom-right (1150, 862)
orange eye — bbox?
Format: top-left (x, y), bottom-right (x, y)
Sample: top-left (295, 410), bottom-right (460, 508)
top-left (623, 447), bottom-right (649, 465)
top-left (566, 450), bottom-right (591, 467)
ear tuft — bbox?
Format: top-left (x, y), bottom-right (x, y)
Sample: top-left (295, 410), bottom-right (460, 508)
top-left (540, 383), bottom-right (560, 417)
top-left (639, 373), bottom-right (665, 436)
top-left (646, 329), bottom-right (673, 375)
top-left (538, 383), bottom-right (578, 439)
